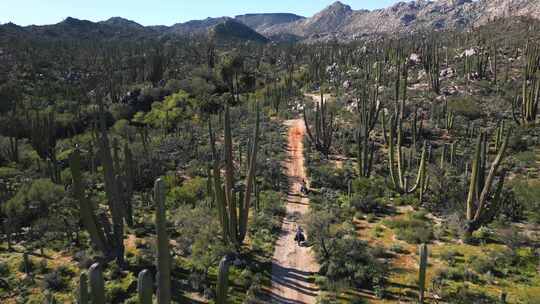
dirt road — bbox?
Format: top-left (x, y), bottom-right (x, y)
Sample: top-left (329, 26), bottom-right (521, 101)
top-left (269, 119), bottom-right (319, 304)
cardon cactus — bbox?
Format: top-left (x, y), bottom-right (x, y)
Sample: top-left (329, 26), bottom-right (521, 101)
top-left (387, 114), bottom-right (428, 195)
top-left (210, 102), bottom-right (260, 247)
top-left (69, 148), bottom-right (112, 259)
top-left (418, 243), bottom-right (428, 303)
top-left (138, 269), bottom-right (154, 304)
top-left (357, 85), bottom-right (380, 177)
top-left (88, 263), bottom-right (105, 304)
top-left (216, 255), bottom-right (232, 304)
top-left (154, 178), bottom-right (171, 304)
top-left (465, 130), bottom-right (510, 237)
top-left (303, 89), bottom-right (334, 157)
top-left (78, 272), bottom-right (89, 304)
top-left (512, 76), bottom-right (539, 125)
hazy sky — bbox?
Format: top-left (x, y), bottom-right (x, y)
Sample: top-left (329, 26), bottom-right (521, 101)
top-left (0, 0), bottom-right (401, 26)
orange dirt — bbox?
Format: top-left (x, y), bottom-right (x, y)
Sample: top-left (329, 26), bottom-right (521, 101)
top-left (269, 119), bottom-right (320, 303)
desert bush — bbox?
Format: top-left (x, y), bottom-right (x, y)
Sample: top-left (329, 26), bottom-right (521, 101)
top-left (306, 209), bottom-right (386, 289)
top-left (442, 284), bottom-right (497, 303)
top-left (512, 181), bottom-right (540, 223)
top-left (448, 97), bottom-right (482, 119)
top-left (383, 211), bottom-right (433, 244)
top-left (350, 194), bottom-right (384, 214)
top-left (43, 270), bottom-right (68, 291)
top-left (389, 243), bottom-right (408, 254)
top-left (308, 163), bottom-right (352, 191)
top-left (468, 255), bottom-right (497, 274)
top-left (166, 176), bottom-right (207, 207)
top-left (439, 248), bottom-right (461, 266)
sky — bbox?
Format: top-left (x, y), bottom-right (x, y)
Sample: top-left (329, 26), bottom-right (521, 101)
top-left (0, 0), bottom-right (402, 26)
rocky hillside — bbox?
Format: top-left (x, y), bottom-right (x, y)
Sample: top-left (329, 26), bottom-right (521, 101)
top-left (210, 19), bottom-right (269, 43)
top-left (234, 13), bottom-right (305, 32)
top-left (262, 0), bottom-right (540, 41)
top-left (1, 0), bottom-right (539, 42)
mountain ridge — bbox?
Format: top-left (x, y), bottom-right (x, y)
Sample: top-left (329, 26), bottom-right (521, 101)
top-left (1, 0), bottom-right (539, 42)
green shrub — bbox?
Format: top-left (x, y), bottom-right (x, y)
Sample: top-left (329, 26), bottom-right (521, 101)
top-left (166, 176), bottom-right (207, 207)
top-left (383, 212), bottom-right (433, 244)
top-left (439, 248), bottom-right (461, 266)
top-left (44, 270), bottom-right (68, 291)
top-left (0, 261), bottom-right (9, 276)
top-left (443, 284), bottom-right (497, 303)
top-left (0, 166), bottom-right (21, 178)
top-left (448, 97), bottom-right (482, 119)
top-left (389, 243), bottom-right (408, 254)
top-left (468, 255), bottom-right (497, 274)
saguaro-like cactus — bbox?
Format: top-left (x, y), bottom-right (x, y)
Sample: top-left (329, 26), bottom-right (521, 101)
top-left (304, 89), bottom-right (334, 157)
top-left (88, 263), bottom-right (105, 304)
top-left (357, 86), bottom-right (380, 177)
top-left (78, 272), bottom-right (89, 304)
top-left (524, 41), bottom-right (540, 81)
top-left (216, 256), bottom-right (232, 304)
top-left (418, 243), bottom-right (428, 304)
top-left (30, 111), bottom-right (60, 183)
top-left (422, 42), bottom-right (441, 94)
top-left (211, 102), bottom-right (260, 246)
top-left (512, 76), bottom-right (539, 125)
top-left (387, 115), bottom-right (428, 195)
top-left (69, 148), bottom-right (112, 259)
top-left (138, 269), bottom-right (154, 304)
top-left (123, 143), bottom-right (135, 226)
top-left (465, 130), bottom-right (510, 236)
top-left (154, 178), bottom-right (171, 304)
top-left (96, 102), bottom-right (125, 265)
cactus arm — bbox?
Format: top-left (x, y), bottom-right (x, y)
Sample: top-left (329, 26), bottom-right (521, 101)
top-left (137, 269), bottom-right (154, 304)
top-left (223, 104), bottom-right (238, 243)
top-left (88, 263), bottom-right (105, 304)
top-left (387, 116), bottom-right (400, 192)
top-left (473, 132), bottom-right (509, 222)
top-left (239, 102), bottom-right (260, 243)
top-left (154, 178), bottom-right (171, 304)
top-left (69, 149), bottom-right (111, 257)
top-left (418, 244), bottom-right (428, 303)
top-left (216, 256), bottom-right (231, 304)
top-left (78, 272), bottom-right (89, 304)
top-left (466, 133), bottom-right (483, 221)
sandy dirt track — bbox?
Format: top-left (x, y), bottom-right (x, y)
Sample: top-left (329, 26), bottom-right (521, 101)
top-left (269, 119), bottom-right (319, 304)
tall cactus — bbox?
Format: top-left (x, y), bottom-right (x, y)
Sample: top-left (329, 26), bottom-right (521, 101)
top-left (422, 42), bottom-right (441, 94)
top-left (88, 263), bottom-right (105, 304)
top-left (304, 89), bottom-right (334, 157)
top-left (154, 178), bottom-right (171, 304)
top-left (30, 111), bottom-right (60, 183)
top-left (418, 243), bottom-right (428, 304)
top-left (96, 101), bottom-right (125, 265)
top-left (357, 85), bottom-right (381, 177)
top-left (211, 102), bottom-right (260, 246)
top-left (123, 143), bottom-right (135, 226)
top-left (78, 272), bottom-right (89, 304)
top-left (524, 41), bottom-right (540, 81)
top-left (138, 269), bottom-right (154, 304)
top-left (69, 148), bottom-right (112, 259)
top-left (387, 114), bottom-right (428, 195)
top-left (512, 75), bottom-right (539, 125)
top-left (216, 255), bottom-right (232, 304)
top-left (465, 130), bottom-right (510, 236)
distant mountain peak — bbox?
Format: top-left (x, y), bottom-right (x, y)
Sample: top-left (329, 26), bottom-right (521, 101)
top-left (211, 19), bottom-right (269, 43)
top-left (323, 1), bottom-right (353, 13)
top-left (101, 17), bottom-right (143, 28)
top-left (62, 17), bottom-right (81, 24)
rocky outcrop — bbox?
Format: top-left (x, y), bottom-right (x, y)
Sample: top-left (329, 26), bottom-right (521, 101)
top-left (262, 0), bottom-right (540, 41)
